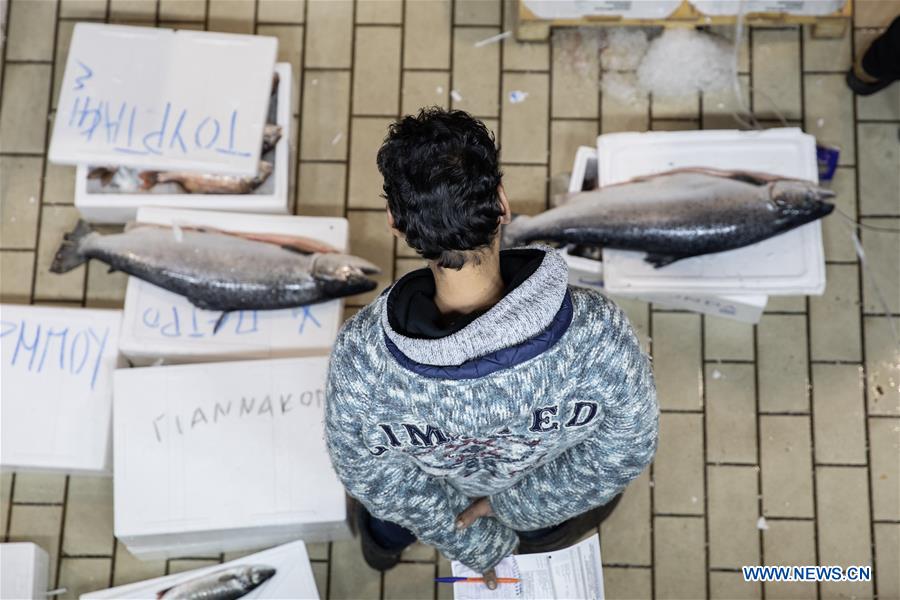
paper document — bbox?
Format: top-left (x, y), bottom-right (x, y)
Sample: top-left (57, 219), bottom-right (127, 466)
top-left (451, 534), bottom-right (604, 599)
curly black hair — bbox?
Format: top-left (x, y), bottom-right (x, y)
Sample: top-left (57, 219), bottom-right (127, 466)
top-left (376, 107), bottom-right (504, 270)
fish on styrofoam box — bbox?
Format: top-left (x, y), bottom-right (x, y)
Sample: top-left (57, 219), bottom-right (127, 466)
top-left (1, 305), bottom-right (122, 474)
top-left (73, 63), bottom-right (291, 224)
top-left (0, 543), bottom-right (49, 600)
top-left (117, 206), bottom-right (346, 366)
top-left (523, 0), bottom-right (681, 19)
top-left (81, 541), bottom-right (319, 599)
top-left (690, 0), bottom-right (846, 16)
top-left (113, 357), bottom-right (350, 559)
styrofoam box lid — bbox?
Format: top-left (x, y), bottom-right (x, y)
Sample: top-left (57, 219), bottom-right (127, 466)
top-left (81, 541), bottom-right (319, 599)
top-left (1, 305), bottom-right (122, 474)
top-left (50, 24), bottom-right (276, 176)
top-left (690, 1), bottom-right (846, 16)
top-left (597, 128), bottom-right (826, 296)
top-left (524, 0), bottom-right (681, 19)
top-left (113, 357), bottom-right (346, 538)
top-left (0, 543), bottom-right (49, 600)
top-left (118, 207), bottom-right (346, 361)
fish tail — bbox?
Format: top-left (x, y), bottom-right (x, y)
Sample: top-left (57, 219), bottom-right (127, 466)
top-left (500, 214), bottom-right (531, 248)
top-left (50, 219), bottom-right (93, 273)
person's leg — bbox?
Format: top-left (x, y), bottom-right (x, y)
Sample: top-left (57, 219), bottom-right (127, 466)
top-left (847, 15), bottom-right (900, 95)
top-left (354, 500), bottom-right (416, 571)
top-left (367, 515), bottom-right (417, 551)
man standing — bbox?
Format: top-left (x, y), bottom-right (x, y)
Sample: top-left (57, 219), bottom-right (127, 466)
top-left (325, 108), bottom-right (657, 588)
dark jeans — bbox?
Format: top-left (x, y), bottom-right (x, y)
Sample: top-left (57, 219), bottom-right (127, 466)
top-left (862, 15), bottom-right (900, 81)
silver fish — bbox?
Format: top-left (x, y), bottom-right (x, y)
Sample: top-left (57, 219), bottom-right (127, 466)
top-left (261, 124), bottom-right (283, 155)
top-left (50, 220), bottom-right (380, 311)
top-left (141, 161), bottom-right (274, 194)
top-left (158, 565), bottom-right (276, 600)
top-left (503, 167), bottom-right (835, 267)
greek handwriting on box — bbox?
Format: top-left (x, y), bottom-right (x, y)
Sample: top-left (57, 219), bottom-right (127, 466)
top-left (0, 543), bottom-right (49, 600)
top-left (81, 541), bottom-right (319, 599)
top-left (113, 357), bottom-right (350, 558)
top-left (1, 305), bottom-right (122, 474)
top-left (118, 207), bottom-right (347, 366)
top-left (49, 23), bottom-right (277, 177)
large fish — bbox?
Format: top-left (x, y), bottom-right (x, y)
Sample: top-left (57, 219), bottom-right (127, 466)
top-left (51, 220), bottom-right (379, 311)
top-left (157, 564), bottom-right (275, 600)
top-left (503, 168), bottom-right (835, 267)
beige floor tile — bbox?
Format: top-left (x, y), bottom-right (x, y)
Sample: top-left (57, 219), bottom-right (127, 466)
top-left (551, 30), bottom-right (599, 119)
top-left (329, 538), bottom-right (382, 599)
top-left (348, 117), bottom-right (393, 208)
top-left (858, 123), bottom-right (899, 216)
top-left (33, 205), bottom-right (85, 302)
top-left (297, 162), bottom-right (346, 217)
top-left (857, 77), bottom-right (900, 120)
top-left (764, 294), bottom-right (807, 313)
top-left (109, 0), bottom-right (156, 21)
top-left (864, 316), bottom-right (900, 416)
top-left (346, 210), bottom-right (394, 305)
top-left (436, 556), bottom-right (453, 600)
top-left (12, 473), bottom-right (66, 504)
top-left (763, 520), bottom-right (817, 599)
top-left (603, 567), bottom-right (652, 600)
top-left (353, 27), bottom-right (402, 116)
top-left (854, 1), bottom-right (898, 28)
top-left (112, 541), bottom-right (166, 586)
top-left (757, 315), bottom-right (809, 413)
top-left (861, 217), bottom-right (900, 314)
top-left (704, 315), bottom-right (754, 361)
top-left (500, 73), bottom-right (549, 164)
top-left (752, 28), bottom-right (802, 120)
top-left (816, 466), bottom-right (873, 599)
top-left (384, 562), bottom-right (435, 599)
top-left (300, 71), bottom-right (351, 160)
top-left (812, 364), bottom-right (867, 465)
top-left (304, 0), bottom-right (353, 68)
top-left (59, 0), bottom-right (107, 19)
top-left (59, 558), bottom-right (111, 599)
top-left (650, 120), bottom-right (697, 131)
top-left (85, 262), bottom-right (128, 308)
top-left (601, 74), bottom-right (649, 134)
top-left (601, 469), bottom-right (651, 566)
top-left (1, 64), bottom-right (52, 154)
top-left (810, 264), bottom-right (861, 362)
top-left (402, 71), bottom-right (450, 115)
top-left (708, 465), bottom-right (760, 568)
top-left (7, 505), bottom-right (62, 585)
top-left (404, 0), bottom-right (451, 70)
top-left (803, 24), bottom-right (852, 72)
top-left (0, 251), bottom-right (35, 302)
top-left (355, 0), bottom-right (402, 24)
top-left (869, 417), bottom-right (900, 521)
top-left (343, 305), bottom-right (361, 323)
top-left (207, 0), bottom-right (255, 33)
top-left (651, 92), bottom-right (699, 121)
top-left (822, 167), bottom-right (858, 262)
top-left (6, 0), bottom-right (57, 61)
top-left (760, 416), bottom-right (814, 517)
top-left (258, 25), bottom-right (304, 116)
top-left (1, 157), bottom-right (42, 250)
top-left (395, 258), bottom-right (427, 280)
top-left (874, 523), bottom-right (900, 600)
top-left (549, 120), bottom-right (597, 179)
top-left (401, 541), bottom-right (436, 561)
top-left (501, 164), bottom-right (547, 216)
top-left (159, 0), bottom-right (205, 21)
top-left (706, 363), bottom-right (757, 465)
top-left (653, 516), bottom-right (706, 600)
top-left (710, 572), bottom-right (761, 599)
top-left (702, 75), bottom-right (750, 130)
top-left (52, 20), bottom-right (76, 111)
top-left (62, 476), bottom-right (114, 556)
top-left (168, 558), bottom-right (222, 574)
top-left (258, 0), bottom-right (305, 23)
top-left (651, 313), bottom-right (702, 411)
top-left (311, 561), bottom-right (329, 597)
top-left (709, 24), bottom-right (750, 73)
top-left (502, 0), bottom-right (549, 71)
top-left (452, 27), bottom-right (501, 118)
top-left (654, 413), bottom-right (704, 515)
top-left (1, 473), bottom-right (11, 538)
top-left (804, 74), bottom-right (855, 166)
top-left (456, 0), bottom-right (501, 25)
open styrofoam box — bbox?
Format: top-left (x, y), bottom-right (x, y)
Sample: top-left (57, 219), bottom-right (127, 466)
top-left (118, 207), bottom-right (347, 366)
top-left (523, 0), bottom-right (681, 19)
top-left (113, 357), bottom-right (351, 559)
top-left (73, 63), bottom-right (291, 223)
top-left (0, 543), bottom-right (49, 600)
top-left (690, 0), bottom-right (846, 15)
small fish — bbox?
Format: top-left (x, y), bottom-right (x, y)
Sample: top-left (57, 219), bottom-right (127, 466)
top-left (140, 161), bottom-right (273, 194)
top-left (261, 124), bottom-right (282, 155)
top-left (51, 220), bottom-right (380, 311)
top-left (157, 565), bottom-right (276, 600)
top-left (503, 167), bottom-right (835, 267)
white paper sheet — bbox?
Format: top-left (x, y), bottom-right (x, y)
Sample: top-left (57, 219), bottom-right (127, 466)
top-left (451, 534), bottom-right (604, 600)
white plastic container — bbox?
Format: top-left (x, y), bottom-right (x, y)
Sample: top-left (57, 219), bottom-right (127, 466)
top-left (523, 0), bottom-right (682, 19)
top-left (113, 357), bottom-right (351, 559)
top-left (1, 305), bottom-right (122, 474)
top-left (73, 63), bottom-right (291, 223)
top-left (690, 0), bottom-right (846, 16)
top-left (0, 543), bottom-right (49, 600)
top-left (117, 207), bottom-right (347, 366)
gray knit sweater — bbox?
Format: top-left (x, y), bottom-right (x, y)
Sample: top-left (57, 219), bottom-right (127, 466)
top-left (324, 247), bottom-right (658, 572)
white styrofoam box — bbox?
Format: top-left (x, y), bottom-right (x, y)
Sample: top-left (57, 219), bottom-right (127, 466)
top-left (117, 206), bottom-right (345, 366)
top-left (691, 0), bottom-right (846, 15)
top-left (51, 23), bottom-right (276, 176)
top-left (597, 128), bottom-right (827, 296)
top-left (1, 305), bottom-right (122, 474)
top-left (0, 543), bottom-right (49, 600)
top-left (81, 541), bottom-right (319, 599)
top-left (74, 63), bottom-right (291, 223)
top-left (113, 357), bottom-right (350, 558)
top-left (523, 0), bottom-right (681, 19)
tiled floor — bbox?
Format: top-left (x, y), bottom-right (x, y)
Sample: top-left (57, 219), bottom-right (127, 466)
top-left (1, 0), bottom-right (899, 598)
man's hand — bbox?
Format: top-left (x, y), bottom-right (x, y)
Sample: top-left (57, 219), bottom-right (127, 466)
top-left (456, 498), bottom-right (499, 590)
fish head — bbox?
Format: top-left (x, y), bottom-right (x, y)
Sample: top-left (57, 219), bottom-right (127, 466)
top-left (312, 253), bottom-right (381, 297)
top-left (770, 180), bottom-right (836, 225)
top-left (247, 565), bottom-right (277, 585)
